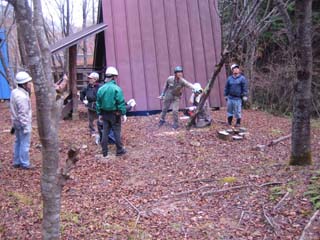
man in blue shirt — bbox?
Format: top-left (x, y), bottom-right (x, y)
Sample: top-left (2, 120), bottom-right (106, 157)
top-left (224, 64), bottom-right (248, 127)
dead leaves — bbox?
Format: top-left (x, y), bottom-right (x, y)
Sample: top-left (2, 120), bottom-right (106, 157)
top-left (0, 102), bottom-right (320, 239)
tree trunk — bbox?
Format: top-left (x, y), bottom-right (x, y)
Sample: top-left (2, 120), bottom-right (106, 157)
top-left (7, 0), bottom-right (62, 239)
top-left (187, 55), bottom-right (227, 129)
top-left (290, 0), bottom-right (313, 165)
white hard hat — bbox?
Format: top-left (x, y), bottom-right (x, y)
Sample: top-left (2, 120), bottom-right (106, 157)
top-left (193, 83), bottom-right (203, 93)
top-left (230, 64), bottom-right (239, 71)
top-left (105, 66), bottom-right (118, 77)
top-left (15, 71), bottom-right (32, 84)
top-left (88, 72), bottom-right (99, 79)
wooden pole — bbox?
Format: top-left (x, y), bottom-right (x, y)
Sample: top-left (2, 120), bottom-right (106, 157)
top-left (69, 44), bottom-right (79, 120)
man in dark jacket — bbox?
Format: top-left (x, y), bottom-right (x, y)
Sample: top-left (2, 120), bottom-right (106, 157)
top-left (80, 72), bottom-right (100, 134)
top-left (96, 66), bottom-right (127, 158)
top-left (224, 64), bottom-right (248, 127)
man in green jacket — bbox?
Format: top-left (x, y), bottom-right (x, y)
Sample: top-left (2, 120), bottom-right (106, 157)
top-left (96, 66), bottom-right (127, 157)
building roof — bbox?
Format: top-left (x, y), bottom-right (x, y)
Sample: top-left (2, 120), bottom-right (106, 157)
top-left (50, 23), bottom-right (107, 53)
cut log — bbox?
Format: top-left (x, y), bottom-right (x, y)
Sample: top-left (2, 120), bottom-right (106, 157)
top-left (217, 130), bottom-right (231, 141)
top-left (238, 132), bottom-right (249, 137)
top-left (226, 129), bottom-right (234, 134)
top-left (232, 135), bottom-right (243, 140)
top-left (239, 127), bottom-right (247, 133)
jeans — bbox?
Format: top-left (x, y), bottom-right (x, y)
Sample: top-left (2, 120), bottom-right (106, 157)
top-left (227, 98), bottom-right (242, 119)
top-left (13, 127), bottom-right (31, 167)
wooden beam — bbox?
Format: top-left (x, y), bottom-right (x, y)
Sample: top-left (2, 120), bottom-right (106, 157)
top-left (69, 44), bottom-right (79, 120)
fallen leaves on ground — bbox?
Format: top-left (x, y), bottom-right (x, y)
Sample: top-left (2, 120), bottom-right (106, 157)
top-left (0, 100), bottom-right (320, 239)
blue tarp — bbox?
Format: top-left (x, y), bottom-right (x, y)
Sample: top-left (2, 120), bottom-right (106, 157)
top-left (0, 29), bottom-right (11, 100)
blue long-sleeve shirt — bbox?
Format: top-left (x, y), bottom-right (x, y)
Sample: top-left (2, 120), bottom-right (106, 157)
top-left (224, 74), bottom-right (248, 99)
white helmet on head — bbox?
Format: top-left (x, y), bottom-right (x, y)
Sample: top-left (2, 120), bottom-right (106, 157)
top-left (230, 63), bottom-right (239, 71)
top-left (193, 83), bottom-right (203, 93)
top-left (105, 66), bottom-right (118, 77)
top-left (16, 71), bottom-right (32, 84)
top-left (88, 72), bottom-right (99, 80)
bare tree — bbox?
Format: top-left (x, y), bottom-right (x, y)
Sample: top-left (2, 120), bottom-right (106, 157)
top-left (188, 0), bottom-right (279, 128)
top-left (5, 0), bottom-right (79, 239)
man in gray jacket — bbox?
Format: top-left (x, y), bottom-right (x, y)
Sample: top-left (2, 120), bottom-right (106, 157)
top-left (10, 71), bottom-right (33, 170)
top-left (158, 66), bottom-right (196, 129)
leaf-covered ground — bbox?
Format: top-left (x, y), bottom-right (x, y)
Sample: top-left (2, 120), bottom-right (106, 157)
top-left (1, 100), bottom-right (320, 240)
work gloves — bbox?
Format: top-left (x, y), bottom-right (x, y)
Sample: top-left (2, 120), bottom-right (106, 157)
top-left (83, 99), bottom-right (88, 105)
top-left (127, 99), bottom-right (136, 108)
top-left (158, 92), bottom-right (165, 99)
top-left (242, 96), bottom-right (248, 102)
top-left (122, 115), bottom-right (127, 123)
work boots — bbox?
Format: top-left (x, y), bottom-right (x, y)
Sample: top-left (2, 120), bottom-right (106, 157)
top-left (227, 116), bottom-right (233, 126)
top-left (235, 118), bottom-right (241, 127)
top-left (158, 119), bottom-right (165, 127)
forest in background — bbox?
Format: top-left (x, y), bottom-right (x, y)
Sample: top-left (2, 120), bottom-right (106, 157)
top-left (219, 0), bottom-right (320, 117)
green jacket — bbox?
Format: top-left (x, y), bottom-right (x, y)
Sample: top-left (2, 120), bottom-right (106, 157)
top-left (96, 80), bottom-right (126, 115)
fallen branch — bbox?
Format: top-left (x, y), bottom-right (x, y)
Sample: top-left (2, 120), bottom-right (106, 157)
top-left (174, 182), bottom-right (283, 197)
top-left (123, 197), bottom-right (141, 229)
top-left (267, 134), bottom-right (291, 147)
top-left (176, 177), bottom-right (216, 184)
top-left (253, 134), bottom-right (291, 151)
top-left (299, 210), bottom-right (319, 240)
top-left (273, 192), bottom-right (290, 211)
top-left (202, 185), bottom-right (251, 196)
top-left (174, 184), bottom-right (218, 197)
top-left (258, 182), bottom-right (282, 188)
top-left (238, 211), bottom-right (247, 225)
top-left (263, 204), bottom-right (277, 230)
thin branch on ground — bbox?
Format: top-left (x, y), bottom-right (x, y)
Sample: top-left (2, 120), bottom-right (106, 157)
top-left (258, 182), bottom-right (283, 188)
top-left (263, 204), bottom-right (277, 230)
top-left (254, 134), bottom-right (291, 151)
top-left (238, 210), bottom-right (247, 225)
top-left (173, 184), bottom-right (219, 197)
top-left (299, 210), bottom-right (319, 240)
top-left (122, 197), bottom-right (141, 229)
top-left (175, 182), bottom-right (283, 197)
top-left (202, 185), bottom-right (252, 197)
top-left (267, 134), bottom-right (291, 147)
top-left (176, 177), bottom-right (216, 184)
top-left (273, 192), bottom-right (290, 211)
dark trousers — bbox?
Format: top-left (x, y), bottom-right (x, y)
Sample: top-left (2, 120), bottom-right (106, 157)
top-left (101, 112), bottom-right (124, 156)
top-left (88, 109), bottom-right (97, 133)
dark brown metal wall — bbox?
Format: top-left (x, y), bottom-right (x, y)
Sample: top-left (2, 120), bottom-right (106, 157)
top-left (102, 0), bottom-right (226, 111)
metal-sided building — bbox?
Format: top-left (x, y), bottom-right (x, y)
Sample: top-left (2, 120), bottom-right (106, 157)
top-left (94, 0), bottom-right (226, 113)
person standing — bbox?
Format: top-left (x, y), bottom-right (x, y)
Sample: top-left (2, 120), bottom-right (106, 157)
top-left (158, 66), bottom-right (197, 129)
top-left (80, 72), bottom-right (100, 134)
top-left (224, 64), bottom-right (248, 127)
top-left (96, 67), bottom-right (127, 158)
top-left (10, 71), bottom-right (33, 170)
